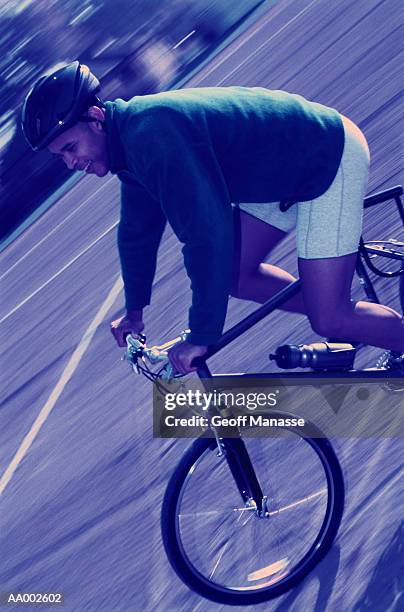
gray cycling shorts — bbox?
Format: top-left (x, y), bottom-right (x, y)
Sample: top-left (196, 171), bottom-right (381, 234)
top-left (235, 115), bottom-right (370, 258)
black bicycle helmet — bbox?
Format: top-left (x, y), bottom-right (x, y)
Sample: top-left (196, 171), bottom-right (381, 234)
top-left (22, 61), bottom-right (101, 151)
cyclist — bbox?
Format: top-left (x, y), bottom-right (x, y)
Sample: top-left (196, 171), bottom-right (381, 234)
top-left (22, 62), bottom-right (404, 374)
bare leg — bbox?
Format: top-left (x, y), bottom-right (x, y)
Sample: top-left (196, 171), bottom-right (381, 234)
top-left (299, 254), bottom-right (404, 351)
top-left (231, 210), bottom-right (306, 314)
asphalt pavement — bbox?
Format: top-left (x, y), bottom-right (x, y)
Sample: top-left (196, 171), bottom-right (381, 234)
top-left (0, 1), bottom-right (403, 610)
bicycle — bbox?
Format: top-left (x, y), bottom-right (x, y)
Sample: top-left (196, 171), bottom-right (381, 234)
top-left (123, 185), bottom-right (403, 605)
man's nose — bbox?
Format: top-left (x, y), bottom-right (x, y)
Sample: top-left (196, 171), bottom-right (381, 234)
top-left (63, 153), bottom-right (76, 171)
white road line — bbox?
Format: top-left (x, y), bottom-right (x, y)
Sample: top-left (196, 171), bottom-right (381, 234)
top-left (0, 177), bottom-right (115, 282)
top-left (0, 221), bottom-right (118, 325)
top-left (0, 275), bottom-right (123, 497)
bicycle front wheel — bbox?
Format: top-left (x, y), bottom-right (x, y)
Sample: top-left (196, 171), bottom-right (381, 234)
top-left (161, 423), bottom-right (344, 605)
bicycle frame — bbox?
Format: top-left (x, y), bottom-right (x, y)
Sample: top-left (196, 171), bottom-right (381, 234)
top-left (192, 185), bottom-right (403, 511)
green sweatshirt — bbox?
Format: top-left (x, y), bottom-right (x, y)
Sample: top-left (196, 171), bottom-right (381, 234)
top-left (104, 87), bottom-right (344, 345)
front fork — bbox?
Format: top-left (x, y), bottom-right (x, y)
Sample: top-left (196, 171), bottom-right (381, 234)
top-left (197, 363), bottom-right (269, 518)
top-left (220, 437), bottom-right (269, 519)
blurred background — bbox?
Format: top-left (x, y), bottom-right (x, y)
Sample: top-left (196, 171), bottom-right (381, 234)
top-left (1, 3), bottom-right (403, 609)
top-left (0, 0), bottom-right (265, 241)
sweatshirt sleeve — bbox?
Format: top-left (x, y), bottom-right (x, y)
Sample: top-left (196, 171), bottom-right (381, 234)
top-left (118, 180), bottom-right (166, 310)
top-left (125, 111), bottom-right (234, 345)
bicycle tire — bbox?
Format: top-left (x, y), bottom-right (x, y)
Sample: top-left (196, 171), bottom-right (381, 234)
top-left (161, 422), bottom-right (344, 605)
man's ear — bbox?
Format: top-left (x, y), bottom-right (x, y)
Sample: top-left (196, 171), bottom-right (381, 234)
top-left (87, 105), bottom-right (105, 130)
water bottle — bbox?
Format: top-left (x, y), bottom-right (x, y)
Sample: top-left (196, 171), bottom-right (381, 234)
top-left (270, 342), bottom-right (356, 370)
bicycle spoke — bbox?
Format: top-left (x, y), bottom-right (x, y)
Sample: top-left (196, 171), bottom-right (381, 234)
top-left (267, 488), bottom-right (327, 517)
top-left (208, 509), bottom-right (256, 580)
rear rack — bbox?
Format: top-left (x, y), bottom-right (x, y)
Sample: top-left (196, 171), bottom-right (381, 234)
top-left (364, 184), bottom-right (404, 223)
top-left (362, 240), bottom-right (404, 262)
top-left (357, 185), bottom-right (403, 293)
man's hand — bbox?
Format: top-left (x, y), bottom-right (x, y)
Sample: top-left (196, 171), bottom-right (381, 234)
top-left (110, 313), bottom-right (144, 347)
top-left (168, 340), bottom-right (208, 374)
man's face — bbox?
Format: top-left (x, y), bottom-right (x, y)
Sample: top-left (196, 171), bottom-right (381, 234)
top-left (48, 107), bottom-right (109, 177)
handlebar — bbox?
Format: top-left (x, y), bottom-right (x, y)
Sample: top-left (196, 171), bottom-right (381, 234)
top-left (123, 330), bottom-right (191, 381)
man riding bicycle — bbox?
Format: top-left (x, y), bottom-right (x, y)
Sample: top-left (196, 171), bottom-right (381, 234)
top-left (22, 62), bottom-right (404, 373)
